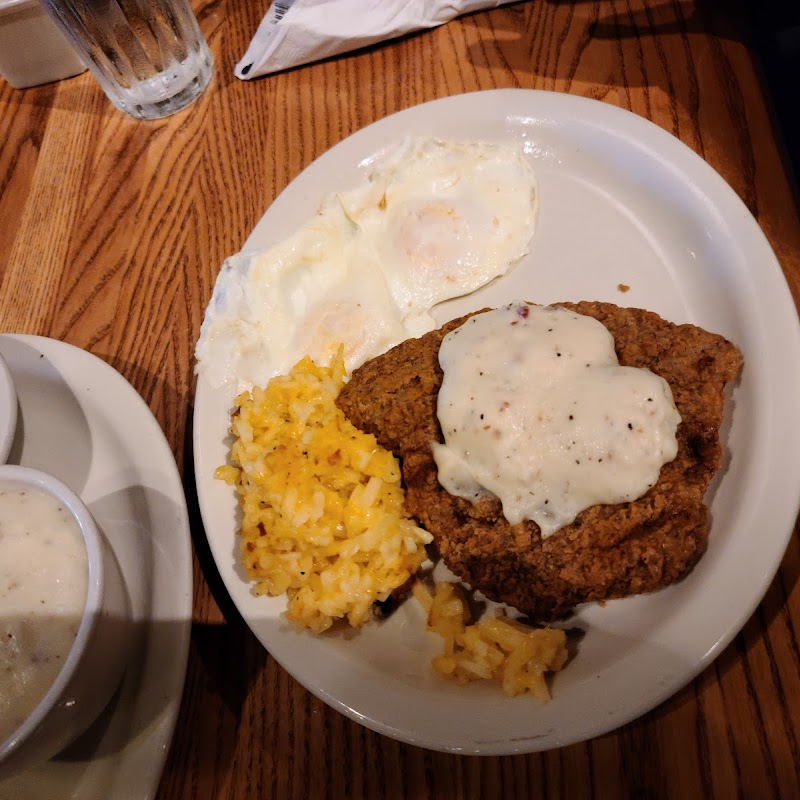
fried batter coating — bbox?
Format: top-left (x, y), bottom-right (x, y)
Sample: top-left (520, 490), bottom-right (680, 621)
top-left (337, 302), bottom-right (743, 621)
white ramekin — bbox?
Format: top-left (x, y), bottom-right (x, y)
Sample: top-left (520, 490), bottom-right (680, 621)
top-left (0, 465), bottom-right (132, 779)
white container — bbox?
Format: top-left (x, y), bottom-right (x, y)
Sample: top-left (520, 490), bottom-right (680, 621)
top-left (0, 465), bottom-right (132, 780)
top-left (0, 351), bottom-right (17, 464)
top-left (0, 0), bottom-right (87, 89)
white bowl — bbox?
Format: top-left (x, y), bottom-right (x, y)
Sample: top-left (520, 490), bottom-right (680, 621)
top-left (0, 352), bottom-right (17, 463)
top-left (0, 466), bottom-right (132, 780)
top-left (0, 0), bottom-right (87, 89)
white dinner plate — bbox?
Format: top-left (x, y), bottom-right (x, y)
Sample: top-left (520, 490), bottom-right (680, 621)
top-left (193, 89), bottom-right (800, 754)
top-left (0, 335), bottom-right (192, 799)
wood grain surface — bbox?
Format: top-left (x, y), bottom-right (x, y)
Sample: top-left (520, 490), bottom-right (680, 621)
top-left (1, 0), bottom-right (799, 798)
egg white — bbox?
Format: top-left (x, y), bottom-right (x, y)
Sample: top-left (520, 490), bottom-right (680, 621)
top-left (195, 137), bottom-right (539, 391)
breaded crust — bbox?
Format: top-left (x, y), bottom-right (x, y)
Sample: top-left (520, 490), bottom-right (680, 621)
top-left (337, 302), bottom-right (743, 621)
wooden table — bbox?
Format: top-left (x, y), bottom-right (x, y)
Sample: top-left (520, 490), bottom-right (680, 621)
top-left (2, 1), bottom-right (799, 797)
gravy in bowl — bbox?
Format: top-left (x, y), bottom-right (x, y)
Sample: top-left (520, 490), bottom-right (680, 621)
top-left (0, 485), bottom-right (88, 743)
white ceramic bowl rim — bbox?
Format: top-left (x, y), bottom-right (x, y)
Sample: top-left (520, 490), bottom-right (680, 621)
top-left (0, 352), bottom-right (17, 464)
top-left (0, 465), bottom-right (103, 760)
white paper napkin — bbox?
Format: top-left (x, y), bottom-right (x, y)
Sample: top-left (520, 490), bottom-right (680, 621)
top-left (236, 0), bottom-right (520, 80)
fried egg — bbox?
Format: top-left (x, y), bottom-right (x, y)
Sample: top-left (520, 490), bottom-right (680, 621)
top-left (340, 138), bottom-right (538, 315)
top-left (195, 137), bottom-right (538, 391)
top-left (195, 199), bottom-right (408, 391)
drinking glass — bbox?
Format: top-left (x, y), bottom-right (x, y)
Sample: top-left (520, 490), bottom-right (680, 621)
top-left (39, 0), bottom-right (214, 120)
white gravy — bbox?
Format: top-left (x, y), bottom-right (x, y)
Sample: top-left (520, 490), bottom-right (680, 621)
top-left (0, 486), bottom-right (88, 743)
top-left (432, 303), bottom-right (681, 538)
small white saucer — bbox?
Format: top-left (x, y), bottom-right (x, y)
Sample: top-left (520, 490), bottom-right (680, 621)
top-left (0, 351), bottom-right (17, 463)
top-left (0, 335), bottom-right (192, 800)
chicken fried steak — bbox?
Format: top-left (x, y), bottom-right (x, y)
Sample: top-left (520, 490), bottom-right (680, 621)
top-left (336, 302), bottom-right (743, 621)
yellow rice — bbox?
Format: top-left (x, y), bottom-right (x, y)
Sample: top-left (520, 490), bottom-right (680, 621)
top-left (216, 352), bottom-right (433, 633)
top-left (413, 581), bottom-right (568, 699)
